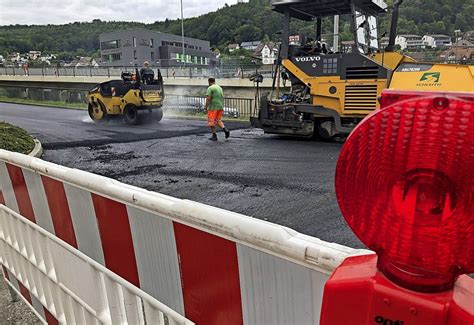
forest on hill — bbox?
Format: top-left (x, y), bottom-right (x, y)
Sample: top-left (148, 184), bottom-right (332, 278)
top-left (0, 0), bottom-right (472, 60)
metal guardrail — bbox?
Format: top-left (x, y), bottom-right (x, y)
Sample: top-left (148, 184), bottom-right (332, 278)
top-left (0, 85), bottom-right (255, 118)
top-left (0, 65), bottom-right (275, 80)
top-left (163, 95), bottom-right (254, 118)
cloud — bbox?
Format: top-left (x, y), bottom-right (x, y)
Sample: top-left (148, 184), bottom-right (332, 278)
top-left (0, 0), bottom-right (238, 25)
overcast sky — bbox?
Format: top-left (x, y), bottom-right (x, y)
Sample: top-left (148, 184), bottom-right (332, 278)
top-left (0, 0), bottom-right (239, 26)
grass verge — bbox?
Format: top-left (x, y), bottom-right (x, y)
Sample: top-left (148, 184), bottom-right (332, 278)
top-left (0, 122), bottom-right (35, 154)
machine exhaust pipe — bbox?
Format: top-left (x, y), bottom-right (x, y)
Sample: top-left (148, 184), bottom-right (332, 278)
top-left (385, 0), bottom-right (403, 52)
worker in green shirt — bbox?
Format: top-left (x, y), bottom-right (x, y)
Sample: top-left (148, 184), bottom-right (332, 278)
top-left (205, 77), bottom-right (230, 141)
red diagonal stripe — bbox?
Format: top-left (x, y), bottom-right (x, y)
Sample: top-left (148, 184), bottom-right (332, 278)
top-left (2, 265), bottom-right (9, 281)
top-left (0, 190), bottom-right (5, 205)
top-left (41, 176), bottom-right (78, 248)
top-left (18, 281), bottom-right (32, 305)
top-left (5, 164), bottom-right (35, 222)
top-left (44, 307), bottom-right (59, 325)
top-left (173, 222), bottom-right (243, 325)
top-left (91, 194), bottom-right (140, 287)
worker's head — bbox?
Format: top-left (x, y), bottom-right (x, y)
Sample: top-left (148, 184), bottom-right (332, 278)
top-left (208, 77), bottom-right (216, 85)
top-left (143, 61), bottom-right (150, 67)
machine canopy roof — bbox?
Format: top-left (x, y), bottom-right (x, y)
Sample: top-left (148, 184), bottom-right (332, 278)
top-left (272, 0), bottom-right (388, 20)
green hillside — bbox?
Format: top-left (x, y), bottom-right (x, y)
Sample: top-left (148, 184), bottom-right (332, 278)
top-left (0, 0), bottom-right (472, 59)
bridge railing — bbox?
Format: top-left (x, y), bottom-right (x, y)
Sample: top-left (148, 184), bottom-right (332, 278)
top-left (0, 150), bottom-right (371, 324)
top-left (0, 84), bottom-right (255, 118)
top-left (0, 65), bottom-right (275, 80)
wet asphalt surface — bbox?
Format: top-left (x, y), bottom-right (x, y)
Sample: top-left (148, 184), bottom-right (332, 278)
top-left (0, 102), bottom-right (361, 247)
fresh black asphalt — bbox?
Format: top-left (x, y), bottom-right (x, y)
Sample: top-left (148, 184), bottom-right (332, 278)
top-left (0, 102), bottom-right (362, 248)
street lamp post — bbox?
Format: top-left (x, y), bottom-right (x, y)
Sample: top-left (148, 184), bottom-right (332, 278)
top-left (180, 0), bottom-right (185, 67)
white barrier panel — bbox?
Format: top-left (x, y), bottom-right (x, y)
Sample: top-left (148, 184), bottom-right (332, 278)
top-left (1, 205), bottom-right (193, 325)
top-left (0, 150), bottom-right (371, 324)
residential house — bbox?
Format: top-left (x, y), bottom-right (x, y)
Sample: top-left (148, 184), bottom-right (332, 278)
top-left (240, 41), bottom-right (261, 51)
top-left (422, 35), bottom-right (452, 48)
top-left (8, 52), bottom-right (20, 63)
top-left (28, 50), bottom-right (42, 60)
top-left (65, 57), bottom-right (99, 67)
top-left (379, 37), bottom-right (389, 49)
top-left (227, 43), bottom-right (240, 52)
top-left (441, 49), bottom-right (474, 63)
top-left (451, 39), bottom-right (474, 48)
top-left (289, 35), bottom-right (301, 46)
top-left (439, 39), bottom-right (474, 63)
top-left (255, 42), bottom-right (278, 65)
top-left (39, 54), bottom-right (57, 65)
top-left (395, 35), bottom-right (424, 50)
top-left (462, 31), bottom-right (474, 43)
top-left (341, 41), bottom-right (355, 53)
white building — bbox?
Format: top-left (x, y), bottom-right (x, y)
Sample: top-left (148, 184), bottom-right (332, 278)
top-left (255, 43), bottom-right (278, 65)
top-left (28, 50), bottom-right (42, 60)
top-left (289, 35), bottom-right (301, 46)
top-left (380, 37), bottom-right (389, 49)
top-left (395, 35), bottom-right (424, 50)
top-left (422, 35), bottom-right (452, 48)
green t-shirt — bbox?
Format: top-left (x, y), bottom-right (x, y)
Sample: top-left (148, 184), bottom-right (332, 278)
top-left (206, 84), bottom-right (224, 111)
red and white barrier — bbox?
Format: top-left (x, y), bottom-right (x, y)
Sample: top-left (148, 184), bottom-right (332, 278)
top-left (1, 204), bottom-right (193, 324)
top-left (0, 150), bottom-right (370, 324)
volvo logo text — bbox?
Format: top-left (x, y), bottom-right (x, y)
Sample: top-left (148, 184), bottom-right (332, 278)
top-left (294, 56), bottom-right (321, 62)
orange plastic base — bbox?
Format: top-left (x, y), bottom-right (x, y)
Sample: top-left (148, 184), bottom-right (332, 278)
top-left (320, 254), bottom-right (474, 325)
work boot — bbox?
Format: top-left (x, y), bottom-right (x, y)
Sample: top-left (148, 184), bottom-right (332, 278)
top-left (209, 133), bottom-right (218, 141)
top-left (224, 128), bottom-right (230, 139)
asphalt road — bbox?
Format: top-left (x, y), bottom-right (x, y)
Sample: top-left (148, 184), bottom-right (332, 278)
top-left (0, 102), bottom-right (361, 247)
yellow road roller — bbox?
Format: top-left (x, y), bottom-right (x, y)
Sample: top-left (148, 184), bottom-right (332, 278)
top-left (87, 69), bottom-right (164, 125)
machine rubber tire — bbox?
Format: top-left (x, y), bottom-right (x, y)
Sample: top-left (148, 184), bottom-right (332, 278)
top-left (88, 103), bottom-right (107, 122)
top-left (123, 105), bottom-right (140, 125)
top-left (317, 120), bottom-right (336, 140)
top-left (153, 108), bottom-right (163, 122)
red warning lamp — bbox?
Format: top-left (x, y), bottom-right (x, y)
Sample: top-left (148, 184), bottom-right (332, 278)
top-left (320, 90), bottom-right (474, 325)
top-left (336, 90), bottom-right (474, 292)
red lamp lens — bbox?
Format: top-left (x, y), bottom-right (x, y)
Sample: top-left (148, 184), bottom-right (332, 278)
top-left (335, 93), bottom-right (474, 292)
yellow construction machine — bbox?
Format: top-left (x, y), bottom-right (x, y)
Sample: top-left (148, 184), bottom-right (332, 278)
top-left (250, 0), bottom-right (473, 138)
top-left (87, 68), bottom-right (164, 125)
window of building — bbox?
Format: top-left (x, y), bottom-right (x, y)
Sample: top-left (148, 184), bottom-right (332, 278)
top-left (151, 52), bottom-right (154, 61)
top-left (133, 37), bottom-right (137, 48)
top-left (150, 39), bottom-right (154, 48)
top-left (134, 50), bottom-right (137, 60)
top-left (102, 53), bottom-right (122, 62)
top-left (101, 40), bottom-right (121, 50)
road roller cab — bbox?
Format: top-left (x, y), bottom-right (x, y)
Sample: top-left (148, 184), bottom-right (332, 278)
top-left (87, 68), bottom-right (164, 125)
